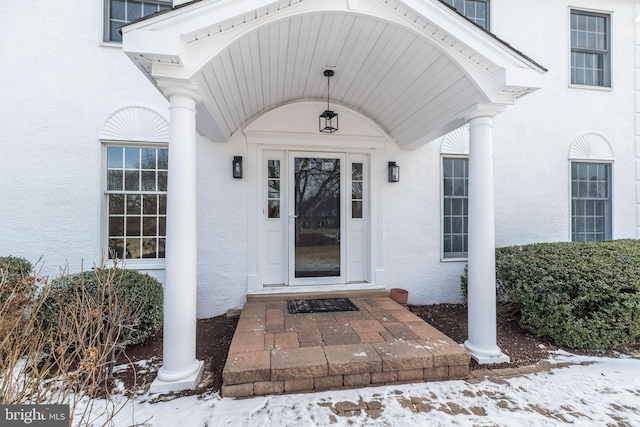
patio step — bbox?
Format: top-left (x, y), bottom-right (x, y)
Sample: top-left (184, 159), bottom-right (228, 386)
top-left (246, 288), bottom-right (388, 303)
top-left (221, 297), bottom-right (470, 398)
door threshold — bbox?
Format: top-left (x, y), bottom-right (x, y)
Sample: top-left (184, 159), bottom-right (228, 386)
top-left (247, 284), bottom-right (387, 302)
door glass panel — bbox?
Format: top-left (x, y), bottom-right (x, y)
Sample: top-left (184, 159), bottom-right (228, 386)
top-left (267, 160), bottom-right (281, 218)
top-left (351, 163), bottom-right (363, 219)
top-left (294, 157), bottom-right (340, 278)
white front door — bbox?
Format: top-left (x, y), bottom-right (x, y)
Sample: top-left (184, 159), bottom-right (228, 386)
top-left (261, 149), bottom-right (368, 287)
top-left (289, 152), bottom-right (346, 285)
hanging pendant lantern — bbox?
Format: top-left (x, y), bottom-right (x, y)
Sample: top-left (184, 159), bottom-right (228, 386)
top-left (319, 70), bottom-right (338, 133)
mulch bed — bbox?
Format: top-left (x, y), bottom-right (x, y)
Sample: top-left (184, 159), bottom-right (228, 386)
top-left (115, 316), bottom-right (238, 397)
top-left (407, 304), bottom-right (555, 370)
top-left (113, 303), bottom-right (560, 396)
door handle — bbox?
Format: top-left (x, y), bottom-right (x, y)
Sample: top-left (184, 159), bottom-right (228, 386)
top-left (289, 215), bottom-right (297, 218)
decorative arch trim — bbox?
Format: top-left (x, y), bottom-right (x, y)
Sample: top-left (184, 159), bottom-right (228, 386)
top-left (243, 100), bottom-right (390, 148)
top-left (100, 106), bottom-right (169, 143)
top-left (440, 125), bottom-right (469, 155)
top-left (569, 133), bottom-right (614, 161)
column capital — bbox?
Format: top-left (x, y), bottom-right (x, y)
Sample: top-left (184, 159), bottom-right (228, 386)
top-left (156, 78), bottom-right (202, 103)
top-left (459, 103), bottom-right (507, 122)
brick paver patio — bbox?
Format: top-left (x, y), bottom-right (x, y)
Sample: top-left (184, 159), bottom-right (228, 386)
top-left (222, 297), bottom-right (470, 397)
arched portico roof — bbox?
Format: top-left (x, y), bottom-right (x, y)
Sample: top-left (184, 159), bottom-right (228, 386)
top-left (122, 0), bottom-right (545, 148)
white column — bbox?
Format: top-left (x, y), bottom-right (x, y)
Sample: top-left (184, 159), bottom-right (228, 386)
top-left (464, 110), bottom-right (509, 364)
top-left (150, 84), bottom-right (204, 392)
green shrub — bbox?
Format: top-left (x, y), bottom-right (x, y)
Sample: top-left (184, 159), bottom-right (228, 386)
top-left (44, 267), bottom-right (163, 346)
top-left (0, 256), bottom-right (34, 303)
top-left (0, 256), bottom-right (32, 280)
top-left (461, 239), bottom-right (640, 350)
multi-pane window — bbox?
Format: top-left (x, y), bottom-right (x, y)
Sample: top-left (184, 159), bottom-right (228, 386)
top-left (106, 146), bottom-right (168, 259)
top-left (351, 163), bottom-right (363, 219)
top-left (105, 0), bottom-right (171, 43)
top-left (571, 162), bottom-right (611, 242)
top-left (442, 0), bottom-right (490, 30)
top-left (443, 157), bottom-right (468, 258)
top-left (570, 10), bottom-right (611, 87)
top-left (267, 160), bottom-right (281, 219)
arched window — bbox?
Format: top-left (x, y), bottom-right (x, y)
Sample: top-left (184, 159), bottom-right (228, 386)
top-left (441, 126), bottom-right (469, 259)
top-left (100, 107), bottom-right (169, 262)
top-left (568, 133), bottom-right (614, 241)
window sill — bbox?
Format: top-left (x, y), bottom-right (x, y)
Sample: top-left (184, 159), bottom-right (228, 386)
top-left (100, 41), bottom-right (123, 49)
top-left (568, 84), bottom-right (612, 92)
top-left (441, 256), bottom-right (468, 263)
top-left (109, 259), bottom-right (166, 270)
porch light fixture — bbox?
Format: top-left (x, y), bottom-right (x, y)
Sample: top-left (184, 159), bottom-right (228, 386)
top-left (233, 156), bottom-right (242, 179)
top-left (388, 162), bottom-right (399, 182)
top-left (319, 70), bottom-right (338, 133)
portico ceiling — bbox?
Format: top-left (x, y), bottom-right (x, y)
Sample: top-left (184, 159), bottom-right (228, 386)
top-left (122, 0), bottom-right (545, 148)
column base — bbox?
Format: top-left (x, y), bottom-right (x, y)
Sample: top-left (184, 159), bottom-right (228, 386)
top-left (464, 340), bottom-right (510, 365)
top-left (149, 360), bottom-right (204, 394)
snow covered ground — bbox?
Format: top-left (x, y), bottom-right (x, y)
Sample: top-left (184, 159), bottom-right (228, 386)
top-left (79, 352), bottom-right (640, 426)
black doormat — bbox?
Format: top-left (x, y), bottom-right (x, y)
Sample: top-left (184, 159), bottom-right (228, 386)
top-left (287, 298), bottom-right (359, 314)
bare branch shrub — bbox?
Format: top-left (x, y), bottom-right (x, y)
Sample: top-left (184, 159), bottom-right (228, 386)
top-left (0, 263), bottom-right (52, 404)
top-left (0, 258), bottom-right (156, 426)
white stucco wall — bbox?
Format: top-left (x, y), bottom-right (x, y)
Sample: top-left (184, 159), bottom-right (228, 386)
top-left (195, 133), bottom-right (248, 317)
top-left (491, 0), bottom-right (637, 244)
top-left (1, 0), bottom-right (638, 318)
top-left (382, 140), bottom-right (465, 304)
top-left (0, 2), bottom-right (169, 277)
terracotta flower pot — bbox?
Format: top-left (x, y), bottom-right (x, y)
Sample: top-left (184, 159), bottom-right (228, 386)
top-left (390, 288), bottom-right (408, 306)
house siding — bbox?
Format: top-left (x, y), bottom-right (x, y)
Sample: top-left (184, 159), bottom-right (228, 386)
top-left (0, 0), bottom-right (637, 317)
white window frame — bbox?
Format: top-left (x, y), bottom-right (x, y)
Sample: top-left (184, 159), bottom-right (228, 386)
top-left (570, 161), bottom-right (612, 242)
top-left (266, 159), bottom-right (282, 219)
top-left (351, 162), bottom-right (365, 220)
top-left (442, 0), bottom-right (490, 30)
top-left (569, 8), bottom-right (612, 89)
top-left (102, 141), bottom-right (168, 269)
top-left (441, 155), bottom-right (469, 260)
top-left (103, 0), bottom-right (172, 44)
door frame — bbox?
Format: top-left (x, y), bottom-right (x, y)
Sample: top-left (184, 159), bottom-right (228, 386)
top-left (243, 100), bottom-right (390, 295)
top-left (248, 142), bottom-right (385, 292)
top-left (288, 151), bottom-right (347, 286)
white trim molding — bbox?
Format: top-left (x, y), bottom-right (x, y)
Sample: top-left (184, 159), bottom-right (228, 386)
top-left (569, 132), bottom-right (615, 161)
top-left (100, 106), bottom-right (170, 143)
top-left (243, 100), bottom-right (390, 148)
top-left (440, 125), bottom-right (470, 155)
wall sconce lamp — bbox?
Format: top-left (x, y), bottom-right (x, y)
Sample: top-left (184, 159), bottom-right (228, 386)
top-left (319, 70), bottom-right (338, 133)
top-left (233, 156), bottom-right (243, 179)
top-left (388, 161), bottom-right (399, 182)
